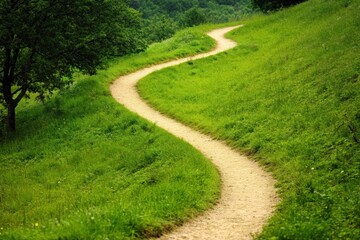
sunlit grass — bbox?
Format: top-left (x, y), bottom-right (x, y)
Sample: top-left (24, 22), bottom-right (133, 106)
top-left (0, 26), bottom-right (223, 239)
top-left (139, 0), bottom-right (360, 238)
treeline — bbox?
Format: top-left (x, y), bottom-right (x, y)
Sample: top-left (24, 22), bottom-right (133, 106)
top-left (130, 0), bottom-right (253, 43)
top-left (252, 0), bottom-right (307, 12)
top-left (131, 0), bottom-right (308, 44)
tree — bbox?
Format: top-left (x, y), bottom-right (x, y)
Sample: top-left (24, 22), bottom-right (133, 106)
top-left (0, 0), bottom-right (146, 131)
top-left (252, 0), bottom-right (307, 12)
top-left (215, 0), bottom-right (237, 5)
top-left (180, 7), bottom-right (207, 27)
top-left (142, 15), bottom-right (179, 43)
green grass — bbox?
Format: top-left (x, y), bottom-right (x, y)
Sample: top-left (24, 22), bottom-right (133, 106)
top-left (138, 0), bottom-right (360, 239)
top-left (0, 26), bottom-right (223, 239)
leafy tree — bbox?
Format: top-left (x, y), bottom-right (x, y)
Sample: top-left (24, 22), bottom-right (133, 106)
top-left (0, 0), bottom-right (146, 131)
top-left (180, 8), bottom-right (207, 27)
top-left (216, 0), bottom-right (237, 5)
top-left (162, 0), bottom-right (193, 14)
top-left (252, 0), bottom-right (307, 12)
top-left (142, 15), bottom-right (179, 43)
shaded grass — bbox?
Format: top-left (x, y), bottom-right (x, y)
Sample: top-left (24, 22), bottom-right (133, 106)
top-left (0, 26), bottom-right (223, 239)
top-left (138, 0), bottom-right (360, 239)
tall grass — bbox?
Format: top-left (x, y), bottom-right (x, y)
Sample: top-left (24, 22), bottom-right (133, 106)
top-left (139, 0), bottom-right (360, 238)
top-left (0, 27), bottom-right (221, 239)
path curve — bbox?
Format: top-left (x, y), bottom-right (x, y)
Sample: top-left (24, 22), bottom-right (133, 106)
top-left (110, 26), bottom-right (278, 240)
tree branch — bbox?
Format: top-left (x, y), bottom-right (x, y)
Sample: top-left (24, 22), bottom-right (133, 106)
top-left (11, 87), bottom-right (23, 96)
top-left (14, 86), bottom-right (27, 105)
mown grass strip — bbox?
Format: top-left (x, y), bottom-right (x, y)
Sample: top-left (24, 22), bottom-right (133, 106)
top-left (0, 26), bottom-right (227, 239)
top-left (138, 0), bottom-right (360, 238)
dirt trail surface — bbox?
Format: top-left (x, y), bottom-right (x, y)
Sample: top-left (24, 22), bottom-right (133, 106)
top-left (110, 26), bottom-right (278, 240)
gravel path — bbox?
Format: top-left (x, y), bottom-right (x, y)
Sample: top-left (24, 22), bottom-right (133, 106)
top-left (110, 26), bottom-right (278, 240)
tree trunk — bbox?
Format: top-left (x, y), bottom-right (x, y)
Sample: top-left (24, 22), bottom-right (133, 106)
top-left (7, 104), bottom-right (16, 132)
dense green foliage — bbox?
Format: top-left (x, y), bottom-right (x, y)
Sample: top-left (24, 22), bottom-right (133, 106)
top-left (132, 0), bottom-right (252, 42)
top-left (131, 0), bottom-right (252, 19)
top-left (0, 27), bottom-right (219, 239)
top-left (252, 0), bottom-right (307, 11)
top-left (139, 0), bottom-right (360, 238)
top-left (0, 0), bottom-right (145, 131)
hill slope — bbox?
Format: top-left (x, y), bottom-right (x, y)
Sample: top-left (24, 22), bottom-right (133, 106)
top-left (0, 28), bottom-right (220, 239)
top-left (139, 0), bottom-right (360, 238)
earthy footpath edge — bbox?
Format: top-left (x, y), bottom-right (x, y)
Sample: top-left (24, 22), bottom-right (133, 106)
top-left (110, 26), bottom-right (279, 240)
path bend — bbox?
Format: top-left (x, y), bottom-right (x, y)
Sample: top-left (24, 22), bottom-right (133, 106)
top-left (110, 26), bottom-right (278, 240)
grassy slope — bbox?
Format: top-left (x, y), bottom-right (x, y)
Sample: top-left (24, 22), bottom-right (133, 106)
top-left (0, 27), bottom-right (223, 239)
top-left (139, 0), bottom-right (360, 239)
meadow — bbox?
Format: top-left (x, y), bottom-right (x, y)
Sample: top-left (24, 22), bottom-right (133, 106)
top-left (139, 0), bottom-right (360, 238)
top-left (0, 27), bottom-right (221, 239)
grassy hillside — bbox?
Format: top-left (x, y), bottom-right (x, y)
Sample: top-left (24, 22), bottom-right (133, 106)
top-left (139, 0), bottom-right (360, 238)
top-left (0, 27), bottom-right (220, 239)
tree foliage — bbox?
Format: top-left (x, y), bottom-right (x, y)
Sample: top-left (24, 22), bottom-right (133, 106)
top-left (180, 8), bottom-right (207, 27)
top-left (141, 15), bottom-right (178, 43)
top-left (132, 0), bottom-right (253, 43)
top-left (0, 0), bottom-right (146, 131)
top-left (252, 0), bottom-right (307, 12)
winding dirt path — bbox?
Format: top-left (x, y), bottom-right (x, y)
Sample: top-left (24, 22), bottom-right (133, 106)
top-left (110, 26), bottom-right (278, 240)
